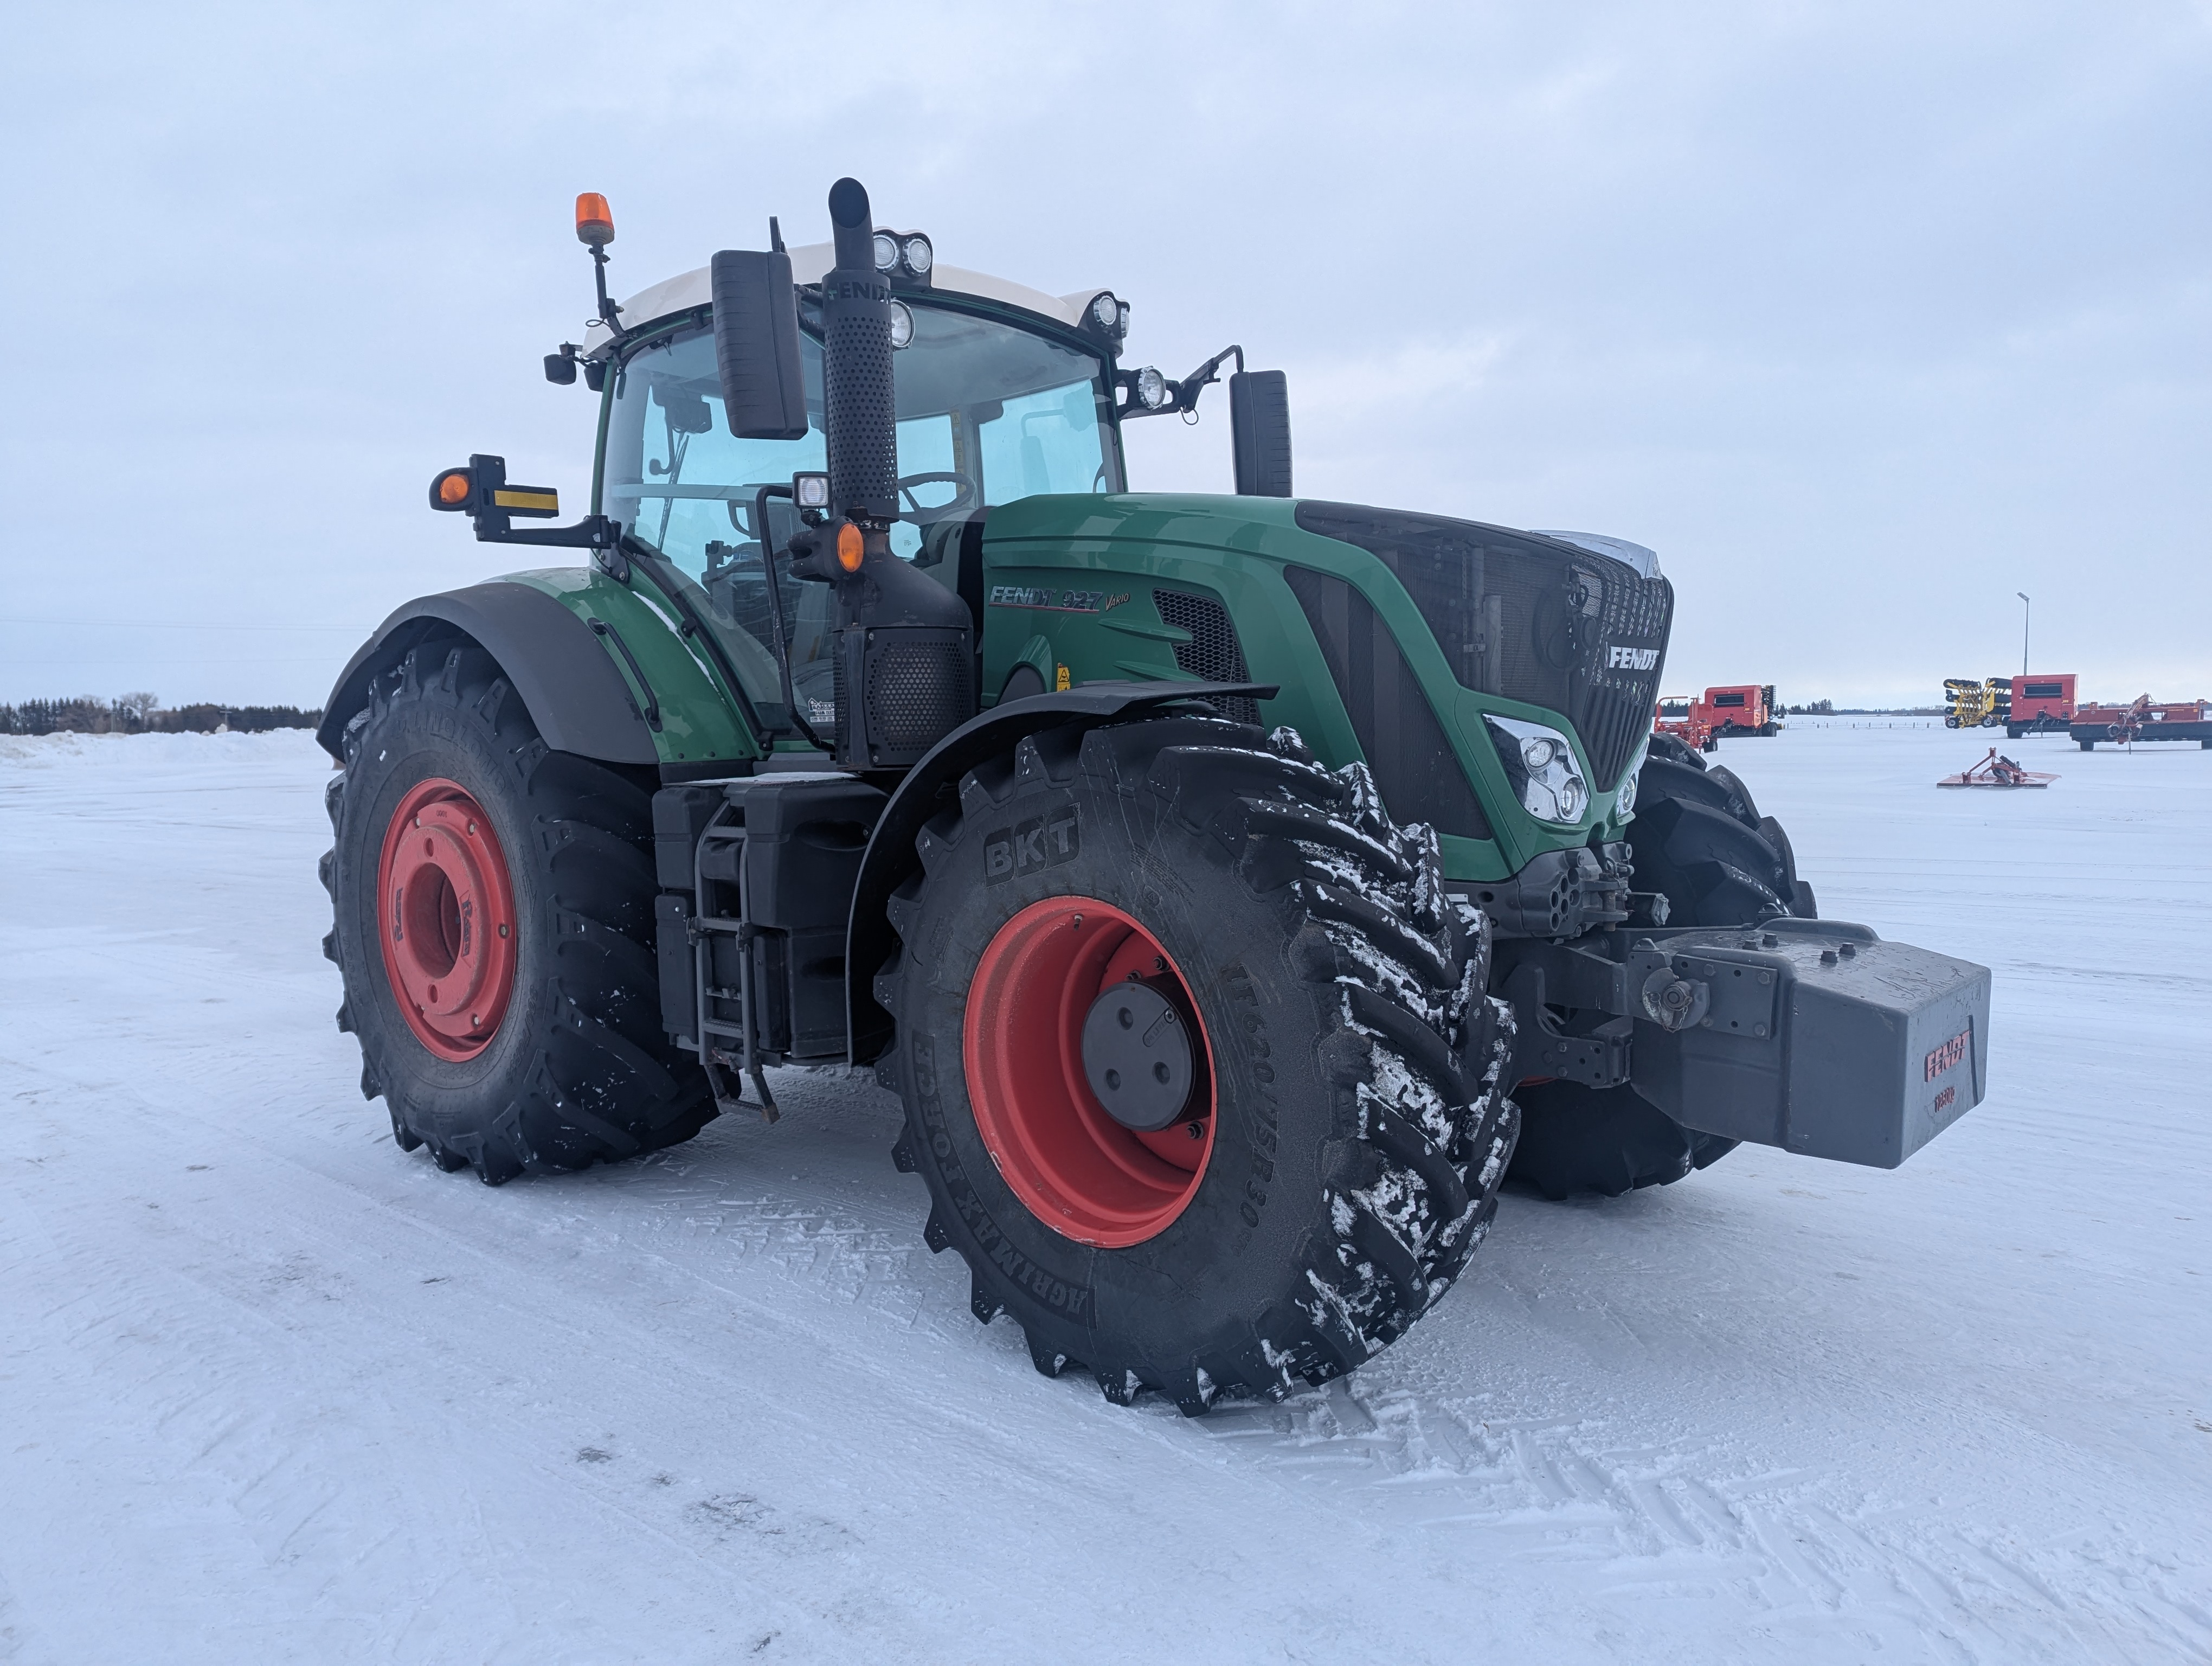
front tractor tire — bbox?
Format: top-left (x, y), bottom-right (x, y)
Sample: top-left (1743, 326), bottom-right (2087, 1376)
top-left (322, 641), bottom-right (712, 1183)
top-left (1507, 733), bottom-right (1815, 1201)
top-left (879, 717), bottom-right (1517, 1413)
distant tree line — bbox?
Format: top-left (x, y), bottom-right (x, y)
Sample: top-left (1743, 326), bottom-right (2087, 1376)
top-left (0, 695), bottom-right (322, 736)
top-left (1786, 699), bottom-right (1836, 714)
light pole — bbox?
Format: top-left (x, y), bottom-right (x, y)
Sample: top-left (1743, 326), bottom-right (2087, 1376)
top-left (2016, 592), bottom-right (2030, 677)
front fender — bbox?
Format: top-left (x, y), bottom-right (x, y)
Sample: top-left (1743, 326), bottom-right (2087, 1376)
top-left (844, 679), bottom-right (1276, 1063)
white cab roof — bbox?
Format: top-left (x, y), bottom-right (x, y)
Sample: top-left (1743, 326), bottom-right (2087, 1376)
top-left (582, 240), bottom-right (1110, 356)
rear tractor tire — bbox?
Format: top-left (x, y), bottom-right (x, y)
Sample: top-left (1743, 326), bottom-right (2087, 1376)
top-left (879, 717), bottom-right (1517, 1412)
top-left (322, 640), bottom-right (713, 1183)
top-left (1505, 732), bottom-right (1813, 1201)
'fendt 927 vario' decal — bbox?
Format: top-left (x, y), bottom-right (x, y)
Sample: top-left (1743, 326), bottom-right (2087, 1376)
top-left (989, 586), bottom-right (1130, 614)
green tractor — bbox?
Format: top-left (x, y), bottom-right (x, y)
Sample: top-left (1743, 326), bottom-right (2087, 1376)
top-left (320, 178), bottom-right (1991, 1411)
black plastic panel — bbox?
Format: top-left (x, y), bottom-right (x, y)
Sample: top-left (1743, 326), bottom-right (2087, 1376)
top-left (1293, 503), bottom-right (1671, 790)
top-left (1282, 565), bottom-right (1492, 841)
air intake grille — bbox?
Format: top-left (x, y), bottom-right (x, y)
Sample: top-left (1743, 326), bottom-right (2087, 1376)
top-left (1294, 502), bottom-right (1671, 790)
top-left (1152, 589), bottom-right (1261, 726)
top-left (866, 631), bottom-right (971, 759)
top-left (1281, 567), bottom-right (1492, 841)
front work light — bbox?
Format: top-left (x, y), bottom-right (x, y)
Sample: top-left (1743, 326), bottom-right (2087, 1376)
top-left (1486, 714), bottom-right (1590, 824)
top-left (873, 231), bottom-right (899, 272)
top-left (1134, 366), bottom-right (1169, 409)
top-left (575, 193), bottom-right (614, 248)
top-left (889, 299), bottom-right (915, 349)
top-left (1091, 292), bottom-right (1119, 330)
top-left (793, 471), bottom-right (831, 511)
top-left (901, 234), bottom-right (933, 275)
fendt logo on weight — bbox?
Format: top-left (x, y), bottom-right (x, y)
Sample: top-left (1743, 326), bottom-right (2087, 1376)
top-left (1924, 1026), bottom-right (1971, 1083)
top-left (1607, 644), bottom-right (1661, 670)
top-left (984, 809), bottom-right (1079, 884)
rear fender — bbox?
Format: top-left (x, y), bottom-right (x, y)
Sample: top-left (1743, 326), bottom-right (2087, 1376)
top-left (843, 679), bottom-right (1275, 1063)
top-left (318, 572), bottom-right (761, 770)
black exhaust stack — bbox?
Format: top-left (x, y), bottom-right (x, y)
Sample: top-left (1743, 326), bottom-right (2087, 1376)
top-left (800, 177), bottom-right (974, 770)
top-left (821, 178), bottom-right (901, 524)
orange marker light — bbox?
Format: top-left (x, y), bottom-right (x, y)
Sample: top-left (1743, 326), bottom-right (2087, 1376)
top-left (430, 468), bottom-right (474, 510)
top-left (836, 523), bottom-right (865, 572)
top-left (575, 193), bottom-right (614, 248)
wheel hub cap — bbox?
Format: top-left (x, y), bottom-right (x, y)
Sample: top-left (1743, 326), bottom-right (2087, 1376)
top-left (963, 897), bottom-right (1215, 1247)
top-left (375, 778), bottom-right (517, 1061)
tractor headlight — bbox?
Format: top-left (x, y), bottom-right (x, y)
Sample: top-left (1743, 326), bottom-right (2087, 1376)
top-left (1486, 715), bottom-right (1591, 825)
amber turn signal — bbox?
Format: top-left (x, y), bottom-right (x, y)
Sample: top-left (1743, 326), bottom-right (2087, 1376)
top-left (575, 192), bottom-right (614, 248)
top-left (836, 523), bottom-right (865, 573)
top-left (430, 468), bottom-right (474, 510)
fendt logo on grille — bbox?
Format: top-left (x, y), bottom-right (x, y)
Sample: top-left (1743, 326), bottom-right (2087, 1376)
top-left (1924, 1027), bottom-right (1971, 1083)
top-left (984, 809), bottom-right (1079, 884)
top-left (1607, 645), bottom-right (1660, 670)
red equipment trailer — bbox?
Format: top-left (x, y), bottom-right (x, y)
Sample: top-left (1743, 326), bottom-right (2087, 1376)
top-left (1701, 684), bottom-right (1780, 738)
top-left (2007, 674), bottom-right (2076, 738)
top-left (2070, 696), bottom-right (2212, 751)
top-left (1654, 694), bottom-right (1718, 753)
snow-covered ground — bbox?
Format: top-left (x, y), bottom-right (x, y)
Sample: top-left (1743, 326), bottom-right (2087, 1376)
top-left (2, 723), bottom-right (2207, 1665)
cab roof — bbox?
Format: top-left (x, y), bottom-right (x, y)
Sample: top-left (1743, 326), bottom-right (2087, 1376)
top-left (582, 241), bottom-right (1113, 357)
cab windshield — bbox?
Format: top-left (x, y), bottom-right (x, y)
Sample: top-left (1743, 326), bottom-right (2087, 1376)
top-left (602, 303), bottom-right (1121, 730)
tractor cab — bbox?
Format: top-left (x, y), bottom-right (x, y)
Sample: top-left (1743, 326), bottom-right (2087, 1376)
top-left (589, 247), bottom-right (1135, 736)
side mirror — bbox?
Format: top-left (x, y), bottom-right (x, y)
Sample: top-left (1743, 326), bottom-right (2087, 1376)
top-left (710, 249), bottom-right (809, 441)
top-left (1230, 369), bottom-right (1293, 497)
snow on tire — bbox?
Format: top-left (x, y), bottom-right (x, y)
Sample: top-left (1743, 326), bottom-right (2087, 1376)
top-left (877, 714), bottom-right (1516, 1412)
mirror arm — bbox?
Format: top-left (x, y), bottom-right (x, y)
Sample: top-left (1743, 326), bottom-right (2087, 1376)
top-left (470, 513), bottom-right (619, 550)
top-left (750, 484), bottom-right (827, 749)
top-left (1172, 343), bottom-right (1244, 413)
top-left (1118, 343), bottom-right (1245, 421)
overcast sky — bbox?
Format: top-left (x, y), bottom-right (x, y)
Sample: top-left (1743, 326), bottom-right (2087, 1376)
top-left (5, 1), bottom-right (2207, 710)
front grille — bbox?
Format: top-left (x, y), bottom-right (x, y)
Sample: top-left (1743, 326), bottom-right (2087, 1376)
top-left (1281, 566), bottom-right (1492, 840)
top-left (1152, 589), bottom-right (1261, 726)
top-left (1294, 502), bottom-right (1671, 790)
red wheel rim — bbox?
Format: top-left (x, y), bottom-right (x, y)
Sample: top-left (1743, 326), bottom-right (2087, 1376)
top-left (962, 897), bottom-right (1216, 1247)
top-left (375, 778), bottom-right (518, 1062)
